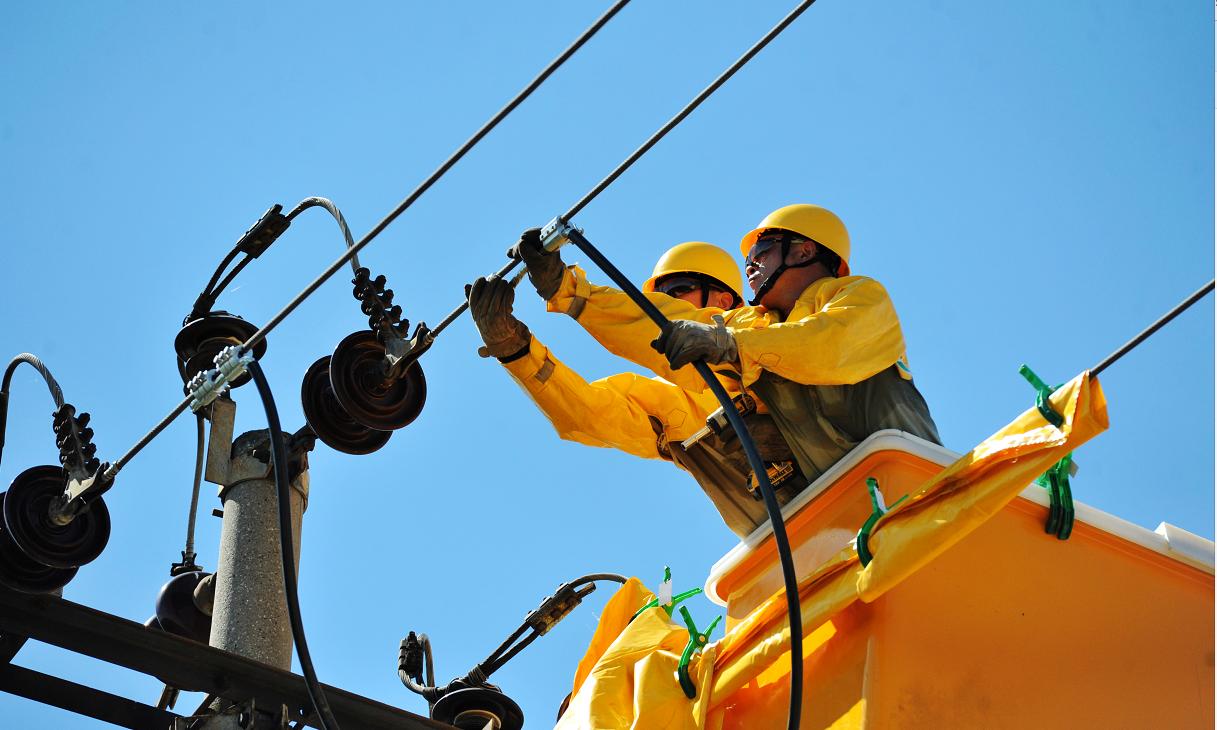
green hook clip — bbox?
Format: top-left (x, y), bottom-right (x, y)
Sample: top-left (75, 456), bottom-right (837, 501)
top-left (1036, 452), bottom-right (1076, 540)
top-left (676, 605), bottom-right (721, 699)
top-left (856, 477), bottom-right (907, 568)
top-left (1019, 364), bottom-right (1064, 428)
top-left (1020, 365), bottom-right (1077, 539)
top-left (631, 566), bottom-right (702, 622)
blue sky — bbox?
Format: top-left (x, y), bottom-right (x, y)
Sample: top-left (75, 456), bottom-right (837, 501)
top-left (1, 2), bottom-right (1212, 727)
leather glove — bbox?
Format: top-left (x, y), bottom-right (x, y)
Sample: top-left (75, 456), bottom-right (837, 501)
top-left (651, 314), bottom-right (738, 370)
top-left (507, 227), bottom-right (565, 301)
top-left (467, 276), bottom-right (530, 360)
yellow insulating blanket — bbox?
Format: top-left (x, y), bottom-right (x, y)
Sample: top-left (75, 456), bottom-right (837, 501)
top-left (555, 371), bottom-right (1108, 729)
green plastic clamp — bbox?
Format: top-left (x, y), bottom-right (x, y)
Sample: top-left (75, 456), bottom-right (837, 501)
top-left (1020, 365), bottom-right (1077, 539)
top-left (676, 605), bottom-right (721, 699)
top-left (1018, 364), bottom-right (1064, 428)
top-left (631, 566), bottom-right (702, 622)
top-left (856, 477), bottom-right (908, 568)
top-left (1035, 452), bottom-right (1075, 540)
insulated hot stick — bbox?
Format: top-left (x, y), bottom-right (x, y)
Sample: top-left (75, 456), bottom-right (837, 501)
top-left (99, 0), bottom-right (633, 481)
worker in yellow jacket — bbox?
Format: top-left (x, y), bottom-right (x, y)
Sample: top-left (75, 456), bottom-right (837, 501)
top-left (469, 242), bottom-right (782, 536)
top-left (509, 204), bottom-right (941, 525)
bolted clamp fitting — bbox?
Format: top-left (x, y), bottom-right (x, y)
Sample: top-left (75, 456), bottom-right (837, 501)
top-left (539, 216), bottom-right (583, 253)
top-left (188, 346), bottom-right (255, 413)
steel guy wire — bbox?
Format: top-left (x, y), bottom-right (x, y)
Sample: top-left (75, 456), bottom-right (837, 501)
top-left (103, 0), bottom-right (632, 479)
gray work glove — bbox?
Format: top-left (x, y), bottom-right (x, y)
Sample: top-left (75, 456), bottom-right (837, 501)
top-left (651, 314), bottom-right (738, 370)
top-left (467, 276), bottom-right (531, 360)
top-left (507, 227), bottom-right (565, 301)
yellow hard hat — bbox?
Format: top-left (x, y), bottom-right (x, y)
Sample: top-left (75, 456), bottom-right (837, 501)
top-left (642, 241), bottom-right (744, 302)
top-left (740, 204), bottom-right (851, 276)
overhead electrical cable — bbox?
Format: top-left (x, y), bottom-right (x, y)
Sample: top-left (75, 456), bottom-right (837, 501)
top-left (1090, 279), bottom-right (1214, 377)
top-left (248, 360), bottom-right (340, 730)
top-left (179, 414), bottom-right (205, 570)
top-left (430, 0), bottom-right (825, 337)
top-left (101, 0), bottom-right (632, 480)
top-left (105, 4), bottom-right (824, 727)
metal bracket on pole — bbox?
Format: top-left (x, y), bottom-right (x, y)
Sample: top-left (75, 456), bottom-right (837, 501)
top-left (204, 397), bottom-right (237, 487)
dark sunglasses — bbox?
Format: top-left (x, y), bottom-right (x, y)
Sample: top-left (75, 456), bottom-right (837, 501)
top-left (745, 232), bottom-right (807, 268)
top-left (652, 275), bottom-right (706, 298)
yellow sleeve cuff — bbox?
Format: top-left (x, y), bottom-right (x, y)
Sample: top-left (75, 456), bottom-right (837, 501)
top-left (546, 265), bottom-right (591, 318)
top-left (502, 336), bottom-right (557, 388)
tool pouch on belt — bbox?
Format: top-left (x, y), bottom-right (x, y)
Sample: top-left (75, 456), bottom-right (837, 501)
top-left (669, 394), bottom-right (805, 537)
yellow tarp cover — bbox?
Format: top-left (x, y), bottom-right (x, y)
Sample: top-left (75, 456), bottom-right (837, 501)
top-left (555, 372), bottom-right (1108, 729)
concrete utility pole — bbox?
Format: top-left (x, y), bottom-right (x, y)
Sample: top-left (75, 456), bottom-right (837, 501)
top-left (202, 426), bottom-right (313, 729)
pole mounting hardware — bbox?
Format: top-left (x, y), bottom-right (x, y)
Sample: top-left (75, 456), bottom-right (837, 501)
top-left (188, 347), bottom-right (255, 413)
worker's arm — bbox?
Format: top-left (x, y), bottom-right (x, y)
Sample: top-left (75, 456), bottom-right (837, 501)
top-left (500, 335), bottom-right (719, 460)
top-left (546, 265), bottom-right (744, 392)
top-left (728, 276), bottom-right (908, 386)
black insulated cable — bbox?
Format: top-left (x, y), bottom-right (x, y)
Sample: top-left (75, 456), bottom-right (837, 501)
top-left (437, 2), bottom-right (827, 724)
top-left (247, 361), bottom-right (340, 730)
top-left (101, 0), bottom-right (632, 482)
top-left (424, 0), bottom-right (823, 350)
top-left (563, 226), bottom-right (805, 730)
top-left (1091, 279), bottom-right (1214, 377)
top-left (192, 196), bottom-right (362, 320)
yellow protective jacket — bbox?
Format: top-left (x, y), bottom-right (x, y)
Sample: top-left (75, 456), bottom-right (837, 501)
top-left (500, 335), bottom-right (776, 536)
top-left (544, 265), bottom-right (941, 490)
top-left (499, 335), bottom-right (720, 461)
top-left (545, 265), bottom-right (913, 393)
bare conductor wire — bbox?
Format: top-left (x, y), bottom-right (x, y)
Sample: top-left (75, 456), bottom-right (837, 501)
top-left (102, 0), bottom-right (633, 480)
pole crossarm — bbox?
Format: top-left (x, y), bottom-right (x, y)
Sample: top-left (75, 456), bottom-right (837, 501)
top-left (0, 588), bottom-right (451, 730)
top-left (0, 662), bottom-right (181, 730)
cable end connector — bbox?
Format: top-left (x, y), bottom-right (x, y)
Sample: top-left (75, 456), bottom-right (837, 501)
top-left (525, 581), bottom-right (597, 636)
top-left (539, 216), bottom-right (582, 253)
top-left (188, 346), bottom-right (255, 413)
top-left (400, 632), bottom-right (425, 684)
top-left (235, 204), bottom-right (290, 258)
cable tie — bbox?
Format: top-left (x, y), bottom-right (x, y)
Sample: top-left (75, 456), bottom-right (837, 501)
top-left (188, 346), bottom-right (255, 413)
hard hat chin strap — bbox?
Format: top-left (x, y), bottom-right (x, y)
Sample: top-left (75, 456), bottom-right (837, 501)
top-left (747, 233), bottom-right (832, 307)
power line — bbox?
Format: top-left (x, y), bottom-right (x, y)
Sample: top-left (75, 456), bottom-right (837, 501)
top-left (103, 0), bottom-right (632, 480)
top-left (1091, 279), bottom-right (1213, 377)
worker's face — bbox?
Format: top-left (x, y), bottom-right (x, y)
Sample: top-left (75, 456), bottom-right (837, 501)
top-left (744, 235), bottom-right (787, 293)
top-left (744, 235), bottom-right (814, 293)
